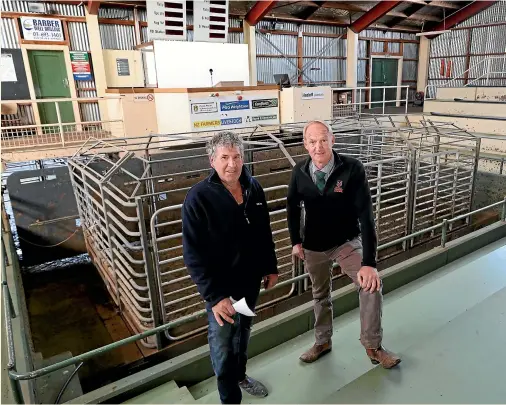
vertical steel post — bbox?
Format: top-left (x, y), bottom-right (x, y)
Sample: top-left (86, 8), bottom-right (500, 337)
top-left (382, 87), bottom-right (386, 114)
top-left (405, 86), bottom-right (409, 114)
top-left (136, 197), bottom-right (164, 349)
top-left (55, 102), bottom-right (65, 147)
top-left (441, 219), bottom-right (448, 248)
top-left (468, 137), bottom-right (481, 225)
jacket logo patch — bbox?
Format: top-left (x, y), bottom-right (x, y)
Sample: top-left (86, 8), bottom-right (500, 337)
top-left (256, 202), bottom-right (263, 206)
top-left (334, 180), bottom-right (344, 193)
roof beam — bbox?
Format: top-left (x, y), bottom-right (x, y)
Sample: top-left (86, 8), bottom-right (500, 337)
top-left (350, 1), bottom-right (402, 33)
top-left (386, 1), bottom-right (430, 27)
top-left (425, 0), bottom-right (497, 38)
top-left (86, 0), bottom-right (101, 15)
top-left (245, 1), bottom-right (278, 26)
top-left (295, 1), bottom-right (325, 20)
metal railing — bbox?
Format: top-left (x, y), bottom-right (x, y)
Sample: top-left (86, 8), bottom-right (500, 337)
top-left (65, 118), bottom-right (479, 347)
top-left (1, 97), bottom-right (124, 152)
top-left (332, 85), bottom-right (410, 117)
top-left (3, 195), bottom-right (505, 403)
top-left (425, 55), bottom-right (506, 100)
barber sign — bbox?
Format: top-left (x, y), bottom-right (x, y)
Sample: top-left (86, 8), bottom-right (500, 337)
top-left (20, 17), bottom-right (64, 42)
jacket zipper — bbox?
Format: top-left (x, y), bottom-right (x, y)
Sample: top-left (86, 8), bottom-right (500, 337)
top-left (243, 184), bottom-right (252, 224)
top-left (210, 180), bottom-right (252, 224)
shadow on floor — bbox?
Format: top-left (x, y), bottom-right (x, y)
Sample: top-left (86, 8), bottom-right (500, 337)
top-left (22, 260), bottom-right (145, 393)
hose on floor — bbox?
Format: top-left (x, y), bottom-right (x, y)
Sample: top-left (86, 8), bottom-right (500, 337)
top-left (54, 361), bottom-right (84, 404)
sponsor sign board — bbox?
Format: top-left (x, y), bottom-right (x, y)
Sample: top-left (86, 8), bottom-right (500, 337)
top-left (301, 91), bottom-right (325, 100)
top-left (191, 102), bottom-right (218, 114)
top-left (20, 16), bottom-right (64, 42)
top-left (252, 98), bottom-right (278, 109)
top-left (220, 100), bottom-right (250, 111)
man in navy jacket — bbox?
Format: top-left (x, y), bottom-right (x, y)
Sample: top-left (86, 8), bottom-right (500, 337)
top-left (182, 131), bottom-right (279, 404)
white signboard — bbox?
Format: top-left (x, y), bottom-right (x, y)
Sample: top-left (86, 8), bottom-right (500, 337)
top-left (20, 17), bottom-right (64, 42)
top-left (1, 54), bottom-right (17, 82)
top-left (189, 95), bottom-right (279, 132)
top-left (147, 1), bottom-right (187, 41)
top-left (301, 90), bottom-right (325, 100)
top-left (194, 0), bottom-right (229, 43)
top-left (134, 94), bottom-right (155, 103)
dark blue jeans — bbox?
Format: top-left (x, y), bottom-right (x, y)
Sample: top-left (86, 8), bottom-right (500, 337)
top-left (207, 307), bottom-right (253, 404)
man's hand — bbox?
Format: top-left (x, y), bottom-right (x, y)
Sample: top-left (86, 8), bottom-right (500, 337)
top-left (263, 274), bottom-right (279, 290)
top-left (292, 244), bottom-right (305, 261)
top-left (357, 266), bottom-right (381, 293)
top-left (212, 298), bottom-right (236, 326)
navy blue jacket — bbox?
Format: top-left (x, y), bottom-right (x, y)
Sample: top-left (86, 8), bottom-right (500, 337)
top-left (182, 167), bottom-right (278, 309)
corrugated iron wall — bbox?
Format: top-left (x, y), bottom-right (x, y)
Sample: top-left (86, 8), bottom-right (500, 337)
top-left (1, 17), bottom-right (19, 48)
top-left (1, 0), bottom-right (85, 15)
top-left (428, 1), bottom-right (506, 90)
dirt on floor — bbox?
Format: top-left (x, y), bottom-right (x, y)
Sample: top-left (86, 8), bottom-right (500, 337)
top-left (21, 260), bottom-right (147, 393)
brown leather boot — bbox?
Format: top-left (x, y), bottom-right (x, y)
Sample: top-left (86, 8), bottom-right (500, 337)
top-left (299, 341), bottom-right (332, 363)
top-left (366, 346), bottom-right (401, 369)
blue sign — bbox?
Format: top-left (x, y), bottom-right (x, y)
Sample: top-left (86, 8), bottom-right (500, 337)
top-left (220, 100), bottom-right (250, 111)
top-left (221, 117), bottom-right (242, 125)
top-left (73, 73), bottom-right (92, 81)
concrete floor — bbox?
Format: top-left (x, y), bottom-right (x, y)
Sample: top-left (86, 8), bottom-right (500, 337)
top-left (22, 262), bottom-right (145, 392)
top-left (188, 237), bottom-right (506, 404)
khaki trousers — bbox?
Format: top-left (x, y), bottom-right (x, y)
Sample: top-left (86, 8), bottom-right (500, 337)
top-left (303, 237), bottom-right (383, 349)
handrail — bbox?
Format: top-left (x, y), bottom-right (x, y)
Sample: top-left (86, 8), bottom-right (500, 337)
top-left (332, 85), bottom-right (410, 115)
top-left (424, 55), bottom-right (506, 100)
top-left (3, 196), bottom-right (506, 391)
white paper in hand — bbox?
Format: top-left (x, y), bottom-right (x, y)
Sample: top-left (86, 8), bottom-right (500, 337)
top-left (230, 297), bottom-right (256, 317)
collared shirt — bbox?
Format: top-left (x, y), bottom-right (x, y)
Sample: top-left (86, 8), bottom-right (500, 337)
top-left (310, 153), bottom-right (335, 185)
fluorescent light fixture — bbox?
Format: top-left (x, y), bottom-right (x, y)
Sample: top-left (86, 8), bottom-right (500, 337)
top-left (416, 29), bottom-right (452, 37)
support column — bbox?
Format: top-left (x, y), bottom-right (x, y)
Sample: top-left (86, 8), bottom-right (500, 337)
top-left (85, 9), bottom-right (109, 121)
top-left (346, 28), bottom-right (358, 88)
top-left (417, 36), bottom-right (431, 92)
top-left (243, 21), bottom-right (257, 86)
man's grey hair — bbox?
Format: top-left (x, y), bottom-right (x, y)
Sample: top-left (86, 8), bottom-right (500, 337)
top-left (206, 131), bottom-right (244, 159)
top-left (302, 120), bottom-right (333, 139)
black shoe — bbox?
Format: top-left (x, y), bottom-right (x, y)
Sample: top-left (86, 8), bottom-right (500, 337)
top-left (238, 375), bottom-right (268, 398)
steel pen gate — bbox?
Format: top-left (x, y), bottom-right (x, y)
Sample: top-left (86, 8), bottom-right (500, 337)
top-left (68, 117), bottom-right (479, 348)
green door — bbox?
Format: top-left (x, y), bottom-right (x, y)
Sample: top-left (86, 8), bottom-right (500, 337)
top-left (371, 58), bottom-right (398, 108)
top-left (28, 50), bottom-right (75, 125)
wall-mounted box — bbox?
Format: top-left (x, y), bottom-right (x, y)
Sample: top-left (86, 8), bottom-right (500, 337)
top-left (103, 50), bottom-right (144, 88)
top-left (279, 86), bottom-right (332, 124)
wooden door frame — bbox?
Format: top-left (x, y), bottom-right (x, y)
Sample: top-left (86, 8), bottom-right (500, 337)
top-left (368, 55), bottom-right (403, 108)
top-left (21, 44), bottom-right (81, 127)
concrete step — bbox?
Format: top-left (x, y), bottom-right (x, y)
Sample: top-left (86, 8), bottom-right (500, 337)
top-left (192, 240), bottom-right (506, 404)
top-left (321, 285), bottom-right (506, 403)
top-left (436, 86), bottom-right (506, 102)
top-left (423, 100), bottom-right (506, 119)
top-left (123, 381), bottom-right (196, 404)
top-left (33, 351), bottom-right (84, 404)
